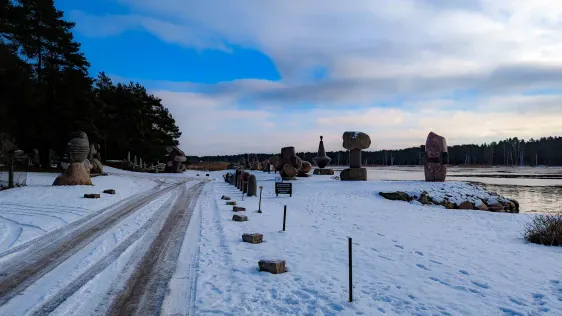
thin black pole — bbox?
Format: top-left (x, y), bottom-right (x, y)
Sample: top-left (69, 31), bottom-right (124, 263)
top-left (349, 237), bottom-right (353, 302)
top-left (258, 187), bottom-right (263, 213)
top-left (282, 205), bottom-right (287, 231)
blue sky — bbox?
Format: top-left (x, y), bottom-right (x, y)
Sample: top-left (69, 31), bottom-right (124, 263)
top-left (56, 0), bottom-right (562, 155)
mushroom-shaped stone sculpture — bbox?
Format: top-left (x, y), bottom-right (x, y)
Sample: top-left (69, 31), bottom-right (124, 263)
top-left (340, 131), bottom-right (371, 181)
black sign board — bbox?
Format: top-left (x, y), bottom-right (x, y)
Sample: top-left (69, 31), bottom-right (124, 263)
top-left (275, 182), bottom-right (292, 197)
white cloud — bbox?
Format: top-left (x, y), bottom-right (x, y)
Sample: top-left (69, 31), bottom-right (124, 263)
top-left (70, 0), bottom-right (562, 155)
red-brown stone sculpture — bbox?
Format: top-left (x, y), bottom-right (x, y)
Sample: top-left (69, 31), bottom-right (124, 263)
top-left (424, 132), bottom-right (448, 182)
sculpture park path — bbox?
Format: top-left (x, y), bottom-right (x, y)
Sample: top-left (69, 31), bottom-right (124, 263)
top-left (0, 176), bottom-right (209, 316)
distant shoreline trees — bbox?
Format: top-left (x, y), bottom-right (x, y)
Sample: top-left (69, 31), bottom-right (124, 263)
top-left (189, 136), bottom-right (562, 167)
top-left (0, 0), bottom-right (181, 166)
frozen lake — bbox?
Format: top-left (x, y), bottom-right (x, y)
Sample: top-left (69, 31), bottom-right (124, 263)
top-left (331, 166), bottom-right (562, 213)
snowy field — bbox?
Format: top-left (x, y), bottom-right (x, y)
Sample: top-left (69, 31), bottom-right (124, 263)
top-left (194, 170), bottom-right (562, 315)
top-left (0, 168), bottom-right (166, 253)
top-left (1, 166), bottom-right (561, 315)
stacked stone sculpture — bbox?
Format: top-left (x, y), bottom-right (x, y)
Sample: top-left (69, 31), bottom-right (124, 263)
top-left (274, 147), bottom-right (302, 180)
top-left (424, 132), bottom-right (448, 182)
top-left (340, 131), bottom-right (371, 181)
top-left (53, 131), bottom-right (93, 186)
top-left (88, 143), bottom-right (104, 174)
top-left (313, 135), bottom-right (334, 175)
top-left (247, 174), bottom-right (257, 196)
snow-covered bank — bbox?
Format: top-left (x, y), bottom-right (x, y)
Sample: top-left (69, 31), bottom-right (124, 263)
top-left (0, 167), bottom-right (160, 252)
top-left (193, 171), bottom-right (562, 315)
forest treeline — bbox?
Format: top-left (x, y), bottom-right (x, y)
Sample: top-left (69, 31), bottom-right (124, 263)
top-left (0, 0), bottom-right (181, 167)
top-left (190, 136), bottom-right (562, 166)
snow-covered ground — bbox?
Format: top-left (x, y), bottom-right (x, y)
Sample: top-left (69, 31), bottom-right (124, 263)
top-left (0, 167), bottom-right (164, 253)
top-left (2, 166), bottom-right (561, 315)
top-left (193, 170), bottom-right (562, 315)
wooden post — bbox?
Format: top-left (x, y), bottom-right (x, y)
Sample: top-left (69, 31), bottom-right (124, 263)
top-left (8, 158), bottom-right (14, 188)
top-left (348, 237), bottom-right (353, 302)
top-left (258, 186), bottom-right (263, 213)
top-left (282, 205), bottom-right (287, 231)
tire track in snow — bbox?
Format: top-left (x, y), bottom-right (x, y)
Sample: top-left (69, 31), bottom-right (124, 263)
top-left (107, 181), bottom-right (206, 316)
top-left (0, 181), bottom-right (169, 259)
top-left (0, 181), bottom-right (186, 305)
top-left (27, 187), bottom-right (182, 316)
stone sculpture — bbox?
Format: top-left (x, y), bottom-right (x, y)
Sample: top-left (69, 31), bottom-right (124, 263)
top-left (165, 146), bottom-right (187, 173)
top-left (241, 171), bottom-right (250, 193)
top-left (340, 131), bottom-right (371, 181)
top-left (53, 131), bottom-right (93, 186)
top-left (250, 156), bottom-right (260, 170)
top-left (88, 143), bottom-right (104, 174)
top-left (262, 159), bottom-right (270, 172)
top-left (297, 161), bottom-right (312, 177)
top-left (269, 156), bottom-right (279, 173)
top-left (274, 147), bottom-right (302, 180)
top-left (247, 174), bottom-right (257, 196)
top-left (424, 132), bottom-right (448, 182)
top-left (313, 135), bottom-right (334, 175)
top-left (235, 169), bottom-right (241, 188)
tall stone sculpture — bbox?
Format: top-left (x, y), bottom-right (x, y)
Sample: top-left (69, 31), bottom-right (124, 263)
top-left (53, 131), bottom-right (93, 186)
top-left (313, 135), bottom-right (334, 175)
top-left (424, 132), bottom-right (448, 182)
top-left (32, 149), bottom-right (41, 168)
top-left (247, 174), bottom-right (257, 196)
top-left (269, 156), bottom-right (279, 173)
top-left (340, 131), bottom-right (371, 181)
top-left (275, 147), bottom-right (302, 180)
top-left (88, 143), bottom-right (104, 174)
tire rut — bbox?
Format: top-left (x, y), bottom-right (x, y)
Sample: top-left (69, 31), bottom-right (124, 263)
top-left (28, 186), bottom-right (183, 316)
top-left (0, 181), bottom-right (188, 305)
top-left (107, 181), bottom-right (206, 316)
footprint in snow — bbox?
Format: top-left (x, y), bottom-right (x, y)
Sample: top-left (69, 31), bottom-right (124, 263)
top-left (550, 280), bottom-right (562, 301)
top-left (377, 233), bottom-right (385, 237)
top-left (415, 251), bottom-right (424, 256)
top-left (416, 264), bottom-right (429, 271)
top-left (379, 255), bottom-right (393, 261)
top-left (394, 245), bottom-right (404, 249)
top-left (508, 297), bottom-right (527, 306)
top-left (471, 281), bottom-right (490, 289)
top-left (498, 307), bottom-right (525, 316)
top-left (429, 260), bottom-right (443, 265)
top-left (459, 270), bottom-right (469, 275)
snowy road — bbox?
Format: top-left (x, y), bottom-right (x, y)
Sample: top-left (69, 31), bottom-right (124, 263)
top-left (0, 173), bottom-right (209, 316)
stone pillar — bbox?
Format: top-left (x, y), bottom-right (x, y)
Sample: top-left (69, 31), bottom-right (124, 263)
top-left (349, 149), bottom-right (361, 168)
top-left (247, 174), bottom-right (257, 196)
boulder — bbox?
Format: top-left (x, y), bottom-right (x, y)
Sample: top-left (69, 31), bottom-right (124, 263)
top-left (297, 161), bottom-right (312, 177)
top-left (340, 168), bottom-right (367, 181)
top-left (342, 132), bottom-right (371, 151)
top-left (258, 260), bottom-right (286, 274)
top-left (379, 191), bottom-right (410, 201)
top-left (488, 203), bottom-right (506, 212)
top-left (458, 201), bottom-right (474, 210)
top-left (233, 206), bottom-right (246, 212)
top-left (282, 164), bottom-right (298, 179)
top-left (242, 233), bottom-right (263, 244)
top-left (233, 214), bottom-right (248, 222)
top-left (418, 193), bottom-right (431, 205)
top-left (226, 201), bottom-right (237, 206)
top-left (103, 189), bottom-right (116, 195)
top-left (53, 163), bottom-right (93, 186)
top-left (477, 203), bottom-right (489, 211)
top-left (313, 169), bottom-right (335, 175)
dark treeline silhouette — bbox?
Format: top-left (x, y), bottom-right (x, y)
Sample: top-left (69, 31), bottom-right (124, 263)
top-left (189, 136), bottom-right (562, 166)
top-left (1, 0), bottom-right (181, 166)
